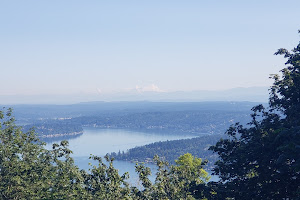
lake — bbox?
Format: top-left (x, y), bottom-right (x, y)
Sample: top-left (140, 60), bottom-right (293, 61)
top-left (46, 127), bottom-right (217, 184)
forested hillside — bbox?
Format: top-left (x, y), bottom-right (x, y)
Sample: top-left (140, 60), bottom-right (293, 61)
top-left (22, 120), bottom-right (83, 142)
top-left (75, 110), bottom-right (250, 134)
top-left (109, 134), bottom-right (223, 169)
top-left (14, 102), bottom-right (255, 141)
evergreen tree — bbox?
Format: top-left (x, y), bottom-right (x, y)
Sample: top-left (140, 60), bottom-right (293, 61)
top-left (209, 30), bottom-right (300, 199)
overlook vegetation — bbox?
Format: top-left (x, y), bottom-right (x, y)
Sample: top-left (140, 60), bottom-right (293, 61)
top-left (1, 31), bottom-right (300, 199)
top-left (208, 32), bottom-right (300, 199)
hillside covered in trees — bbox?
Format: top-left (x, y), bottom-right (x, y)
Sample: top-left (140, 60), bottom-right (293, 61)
top-left (11, 101), bottom-right (255, 142)
top-left (109, 134), bottom-right (223, 169)
top-left (11, 101), bottom-right (255, 131)
top-left (22, 121), bottom-right (83, 142)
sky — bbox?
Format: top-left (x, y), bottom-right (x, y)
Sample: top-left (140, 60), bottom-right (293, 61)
top-left (0, 0), bottom-right (300, 100)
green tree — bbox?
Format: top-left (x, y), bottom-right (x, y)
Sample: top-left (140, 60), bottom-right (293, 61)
top-left (209, 30), bottom-right (300, 199)
top-left (81, 155), bottom-right (131, 199)
top-left (0, 108), bottom-right (86, 199)
top-left (0, 108), bottom-right (131, 199)
top-left (133, 153), bottom-right (210, 200)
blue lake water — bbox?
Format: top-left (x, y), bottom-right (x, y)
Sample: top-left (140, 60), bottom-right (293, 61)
top-left (46, 128), bottom-right (218, 184)
top-left (60, 127), bottom-right (198, 157)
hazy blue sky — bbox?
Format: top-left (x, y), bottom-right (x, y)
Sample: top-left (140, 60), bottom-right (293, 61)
top-left (1, 0), bottom-right (299, 97)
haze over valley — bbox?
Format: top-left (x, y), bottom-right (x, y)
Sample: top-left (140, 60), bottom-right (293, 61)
top-left (1, 0), bottom-right (299, 198)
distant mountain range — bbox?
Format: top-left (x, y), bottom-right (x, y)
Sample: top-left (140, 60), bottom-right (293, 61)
top-left (0, 86), bottom-right (269, 104)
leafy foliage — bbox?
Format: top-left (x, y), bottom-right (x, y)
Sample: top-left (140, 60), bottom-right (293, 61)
top-left (209, 31), bottom-right (300, 200)
top-left (0, 108), bottom-right (84, 199)
top-left (132, 154), bottom-right (210, 200)
top-left (0, 108), bottom-right (131, 199)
